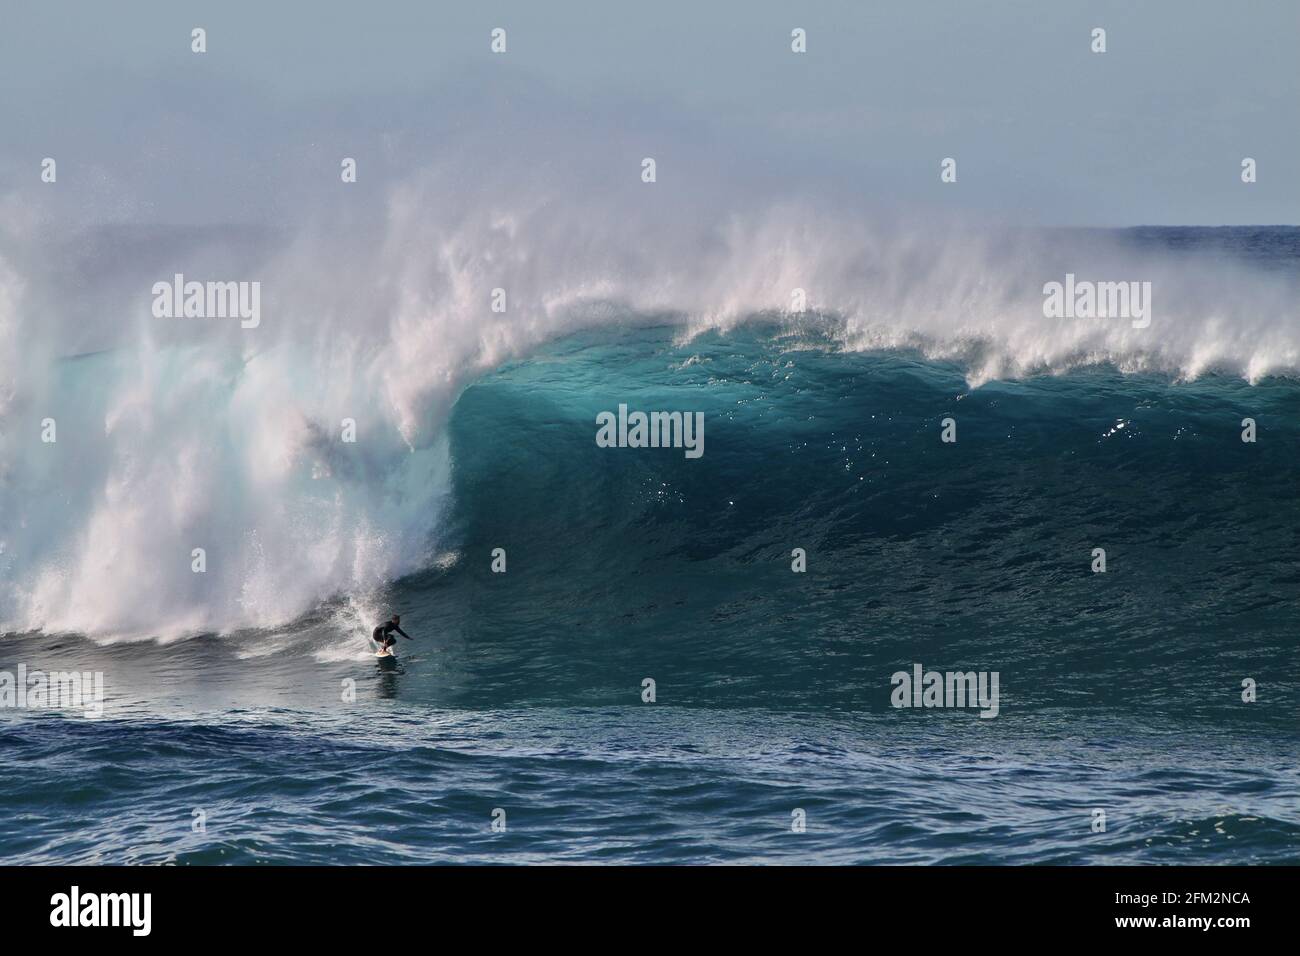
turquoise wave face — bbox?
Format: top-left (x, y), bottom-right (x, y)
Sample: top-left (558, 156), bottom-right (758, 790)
top-left (428, 324), bottom-right (1299, 721)
top-left (3, 324), bottom-right (1298, 863)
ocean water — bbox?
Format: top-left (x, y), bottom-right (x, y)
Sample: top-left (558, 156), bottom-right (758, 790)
top-left (2, 227), bottom-right (1300, 864)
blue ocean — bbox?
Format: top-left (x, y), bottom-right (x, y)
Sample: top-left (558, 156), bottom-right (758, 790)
top-left (1, 226), bottom-right (1299, 864)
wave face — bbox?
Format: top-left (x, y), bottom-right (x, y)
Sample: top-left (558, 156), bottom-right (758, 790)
top-left (432, 322), bottom-right (1300, 714)
top-left (2, 212), bottom-right (1299, 640)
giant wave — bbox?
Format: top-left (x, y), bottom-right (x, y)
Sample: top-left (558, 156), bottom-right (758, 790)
top-left (1, 155), bottom-right (1297, 641)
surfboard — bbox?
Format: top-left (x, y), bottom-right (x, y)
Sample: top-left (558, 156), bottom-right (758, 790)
top-left (375, 646), bottom-right (395, 658)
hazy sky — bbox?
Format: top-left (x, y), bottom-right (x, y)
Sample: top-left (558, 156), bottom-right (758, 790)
top-left (1, 0), bottom-right (1296, 225)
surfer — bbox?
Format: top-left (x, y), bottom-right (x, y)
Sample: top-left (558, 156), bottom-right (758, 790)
top-left (372, 615), bottom-right (412, 653)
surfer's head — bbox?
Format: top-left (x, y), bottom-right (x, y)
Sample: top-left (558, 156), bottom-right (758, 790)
top-left (391, 614), bottom-right (400, 624)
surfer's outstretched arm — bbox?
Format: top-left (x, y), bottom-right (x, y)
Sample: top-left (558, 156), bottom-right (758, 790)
top-left (395, 625), bottom-right (412, 640)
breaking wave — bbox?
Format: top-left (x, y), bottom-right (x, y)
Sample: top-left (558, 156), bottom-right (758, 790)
top-left (1, 146), bottom-right (1297, 640)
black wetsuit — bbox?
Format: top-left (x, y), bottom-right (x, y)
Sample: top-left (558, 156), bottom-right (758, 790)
top-left (372, 621), bottom-right (410, 649)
